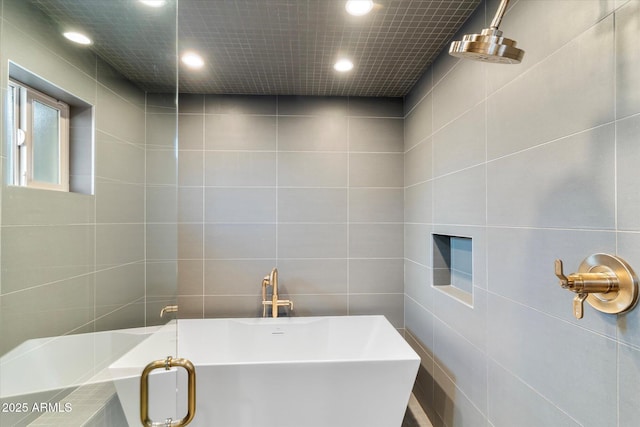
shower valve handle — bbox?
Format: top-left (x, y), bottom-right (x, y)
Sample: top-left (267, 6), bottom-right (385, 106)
top-left (553, 255), bottom-right (639, 320)
top-left (554, 259), bottom-right (617, 319)
top-left (554, 259), bottom-right (617, 294)
top-left (572, 293), bottom-right (588, 319)
top-left (556, 260), bottom-right (595, 319)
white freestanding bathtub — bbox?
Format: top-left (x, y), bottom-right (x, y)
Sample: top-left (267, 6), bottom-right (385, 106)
top-left (109, 315), bottom-right (420, 427)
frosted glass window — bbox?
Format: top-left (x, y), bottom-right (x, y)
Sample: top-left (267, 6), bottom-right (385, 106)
top-left (8, 78), bottom-right (69, 191)
top-left (32, 100), bottom-right (61, 184)
top-left (6, 86), bottom-right (16, 181)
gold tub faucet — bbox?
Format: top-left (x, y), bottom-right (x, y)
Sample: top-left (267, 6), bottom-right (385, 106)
top-left (160, 305), bottom-right (178, 318)
top-left (261, 268), bottom-right (293, 318)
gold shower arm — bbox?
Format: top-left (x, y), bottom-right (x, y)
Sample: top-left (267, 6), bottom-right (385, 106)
top-left (490, 0), bottom-right (510, 30)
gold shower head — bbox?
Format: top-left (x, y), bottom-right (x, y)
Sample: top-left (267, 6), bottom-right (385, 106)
top-left (449, 0), bottom-right (524, 64)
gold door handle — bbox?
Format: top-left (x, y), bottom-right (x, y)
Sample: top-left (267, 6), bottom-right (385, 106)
top-left (140, 356), bottom-right (196, 427)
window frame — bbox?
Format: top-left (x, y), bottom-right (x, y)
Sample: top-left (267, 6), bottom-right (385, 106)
top-left (9, 78), bottom-right (70, 192)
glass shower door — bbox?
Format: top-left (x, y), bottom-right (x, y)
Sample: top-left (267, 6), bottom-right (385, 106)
top-left (0, 0), bottom-right (183, 425)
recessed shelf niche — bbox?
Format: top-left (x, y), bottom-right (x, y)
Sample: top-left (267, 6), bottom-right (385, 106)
top-left (432, 233), bottom-right (473, 306)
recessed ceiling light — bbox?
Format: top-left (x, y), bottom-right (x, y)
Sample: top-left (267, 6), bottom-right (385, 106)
top-left (139, 0), bottom-right (166, 7)
top-left (334, 59), bottom-right (354, 72)
top-left (181, 52), bottom-right (205, 69)
top-left (345, 0), bottom-right (374, 16)
top-left (63, 31), bottom-right (92, 45)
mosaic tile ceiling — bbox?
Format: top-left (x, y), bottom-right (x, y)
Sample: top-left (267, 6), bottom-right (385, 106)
top-left (33, 0), bottom-right (481, 96)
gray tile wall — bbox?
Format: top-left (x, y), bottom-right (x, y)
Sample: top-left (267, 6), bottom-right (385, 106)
top-left (176, 95), bottom-right (405, 326)
top-left (0, 0), bottom-right (174, 356)
top-left (145, 93), bottom-right (178, 326)
top-left (404, 1), bottom-right (640, 426)
top-left (3, 1), bottom-right (638, 426)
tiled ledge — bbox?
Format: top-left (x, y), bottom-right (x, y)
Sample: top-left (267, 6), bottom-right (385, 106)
top-left (28, 382), bottom-right (125, 427)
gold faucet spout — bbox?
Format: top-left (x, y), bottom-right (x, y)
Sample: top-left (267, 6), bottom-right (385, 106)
top-left (269, 268), bottom-right (279, 317)
top-left (261, 268), bottom-right (293, 318)
top-left (270, 268), bottom-right (279, 302)
top-left (160, 305), bottom-right (178, 318)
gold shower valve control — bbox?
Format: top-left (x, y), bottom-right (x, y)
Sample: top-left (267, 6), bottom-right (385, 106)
top-left (554, 254), bottom-right (638, 319)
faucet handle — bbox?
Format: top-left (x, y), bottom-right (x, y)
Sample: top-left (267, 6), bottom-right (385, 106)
top-left (554, 254), bottom-right (639, 320)
top-left (572, 293), bottom-right (588, 319)
top-left (554, 259), bottom-right (569, 288)
top-left (275, 299), bottom-right (293, 310)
